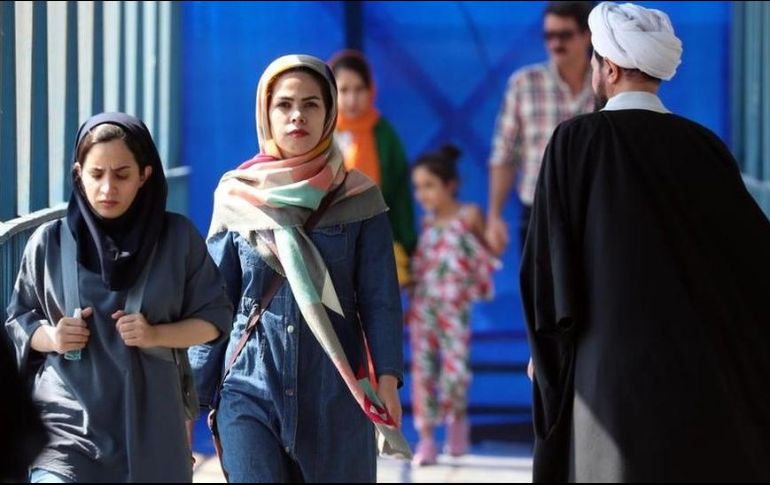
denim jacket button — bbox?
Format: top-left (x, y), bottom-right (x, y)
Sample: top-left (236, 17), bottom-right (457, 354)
top-left (285, 389), bottom-right (294, 397)
top-left (287, 325), bottom-right (295, 334)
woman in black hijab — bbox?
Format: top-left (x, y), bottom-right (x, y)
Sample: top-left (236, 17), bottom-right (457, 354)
top-left (5, 113), bottom-right (233, 483)
top-left (67, 112), bottom-right (167, 291)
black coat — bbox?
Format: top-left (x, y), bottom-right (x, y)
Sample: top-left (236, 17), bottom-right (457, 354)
top-left (521, 108), bottom-right (770, 482)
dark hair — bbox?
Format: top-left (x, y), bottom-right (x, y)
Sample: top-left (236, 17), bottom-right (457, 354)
top-left (544, 1), bottom-right (594, 32)
top-left (593, 51), bottom-right (661, 84)
top-left (329, 52), bottom-right (372, 89)
top-left (76, 123), bottom-right (148, 169)
top-left (412, 144), bottom-right (461, 185)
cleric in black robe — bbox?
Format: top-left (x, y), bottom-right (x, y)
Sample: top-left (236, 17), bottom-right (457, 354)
top-left (520, 2), bottom-right (770, 482)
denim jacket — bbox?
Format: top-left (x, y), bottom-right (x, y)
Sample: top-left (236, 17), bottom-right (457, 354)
top-left (188, 211), bottom-right (403, 480)
top-left (189, 211), bottom-right (403, 409)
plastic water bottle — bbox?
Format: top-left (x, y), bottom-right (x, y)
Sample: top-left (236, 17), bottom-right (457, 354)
top-left (64, 308), bottom-right (82, 361)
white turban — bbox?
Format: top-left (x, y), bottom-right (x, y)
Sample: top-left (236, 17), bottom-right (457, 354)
top-left (589, 2), bottom-right (682, 81)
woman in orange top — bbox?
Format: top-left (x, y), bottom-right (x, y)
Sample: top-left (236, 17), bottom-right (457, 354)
top-left (330, 50), bottom-right (417, 286)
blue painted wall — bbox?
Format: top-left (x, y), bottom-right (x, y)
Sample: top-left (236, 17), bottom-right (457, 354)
top-left (182, 0), bottom-right (730, 330)
top-left (181, 1), bottom-right (731, 428)
top-left (182, 1), bottom-right (346, 239)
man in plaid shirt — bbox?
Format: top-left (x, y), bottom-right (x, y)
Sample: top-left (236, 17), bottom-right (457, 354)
top-left (486, 1), bottom-right (596, 256)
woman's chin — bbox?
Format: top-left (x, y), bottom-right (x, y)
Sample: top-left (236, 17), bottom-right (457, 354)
top-left (94, 206), bottom-right (127, 219)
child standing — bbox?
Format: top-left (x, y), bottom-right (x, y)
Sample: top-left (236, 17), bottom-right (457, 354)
top-left (408, 145), bottom-right (498, 466)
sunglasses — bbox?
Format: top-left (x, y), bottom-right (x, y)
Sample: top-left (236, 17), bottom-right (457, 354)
top-left (544, 30), bottom-right (578, 42)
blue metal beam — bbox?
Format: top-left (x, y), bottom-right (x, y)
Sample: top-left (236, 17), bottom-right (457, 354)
top-left (344, 1), bottom-right (363, 51)
top-left (63, 0), bottom-right (79, 197)
top-left (730, 2), bottom-right (744, 164)
top-left (153, 1), bottom-right (161, 147)
top-left (168, 1), bottom-right (182, 167)
top-left (0, 2), bottom-right (18, 220)
top-left (29, 0), bottom-right (49, 212)
top-left (762, 3), bottom-right (770, 181)
top-left (93, 1), bottom-right (105, 114)
top-left (135, 1), bottom-right (144, 119)
top-left (119, 1), bottom-right (126, 111)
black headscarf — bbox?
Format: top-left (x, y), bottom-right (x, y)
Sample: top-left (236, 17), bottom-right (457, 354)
top-left (66, 112), bottom-right (167, 291)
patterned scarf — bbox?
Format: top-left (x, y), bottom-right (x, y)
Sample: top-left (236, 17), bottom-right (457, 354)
top-left (209, 54), bottom-right (411, 458)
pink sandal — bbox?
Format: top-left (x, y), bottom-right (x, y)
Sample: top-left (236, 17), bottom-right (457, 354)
top-left (445, 416), bottom-right (470, 457)
top-left (412, 438), bottom-right (438, 466)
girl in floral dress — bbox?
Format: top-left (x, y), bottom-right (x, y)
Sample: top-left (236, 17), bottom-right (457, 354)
top-left (407, 144), bottom-right (499, 466)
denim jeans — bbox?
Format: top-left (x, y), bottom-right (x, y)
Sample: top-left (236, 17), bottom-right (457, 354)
top-left (29, 469), bottom-right (70, 483)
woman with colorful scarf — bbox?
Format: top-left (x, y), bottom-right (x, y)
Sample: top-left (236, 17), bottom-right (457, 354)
top-left (200, 55), bottom-right (407, 482)
top-left (329, 50), bottom-right (417, 286)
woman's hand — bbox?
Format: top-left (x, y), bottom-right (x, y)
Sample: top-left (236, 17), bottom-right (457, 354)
top-left (376, 375), bottom-right (402, 428)
top-left (43, 307), bottom-right (93, 354)
top-left (113, 310), bottom-right (157, 348)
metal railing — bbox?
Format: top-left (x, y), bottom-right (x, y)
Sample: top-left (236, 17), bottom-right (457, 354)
top-left (0, 205), bottom-right (67, 316)
top-left (1, 1), bottom-right (184, 318)
top-left (0, 1), bottom-right (182, 222)
top-left (0, 166), bottom-right (189, 319)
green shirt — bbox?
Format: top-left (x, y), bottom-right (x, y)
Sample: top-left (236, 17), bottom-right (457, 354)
top-left (374, 117), bottom-right (417, 254)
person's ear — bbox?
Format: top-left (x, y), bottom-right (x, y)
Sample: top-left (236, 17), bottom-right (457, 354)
top-left (139, 165), bottom-right (153, 187)
top-left (605, 58), bottom-right (621, 84)
top-left (73, 163), bottom-right (82, 178)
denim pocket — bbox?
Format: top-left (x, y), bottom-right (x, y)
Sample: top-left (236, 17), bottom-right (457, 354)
top-left (311, 224), bottom-right (347, 263)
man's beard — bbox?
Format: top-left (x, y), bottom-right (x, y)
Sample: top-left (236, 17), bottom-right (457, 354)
top-left (594, 79), bottom-right (608, 111)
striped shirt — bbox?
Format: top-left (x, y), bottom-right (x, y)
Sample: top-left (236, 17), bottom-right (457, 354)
top-left (489, 62), bottom-right (595, 205)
